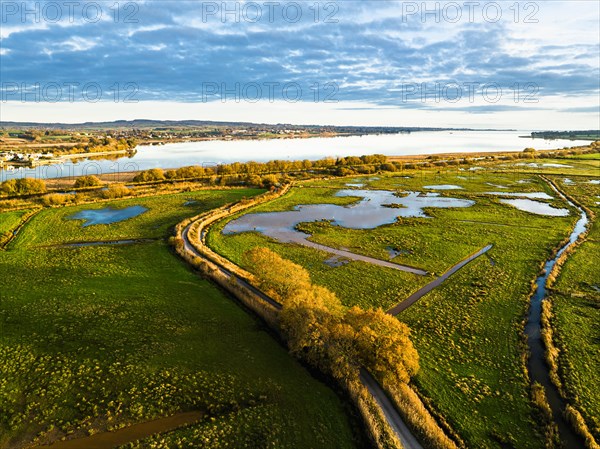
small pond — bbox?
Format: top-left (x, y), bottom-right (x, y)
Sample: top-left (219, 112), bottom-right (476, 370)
top-left (486, 191), bottom-right (554, 200)
top-left (324, 255), bottom-right (350, 268)
top-left (515, 162), bottom-right (573, 168)
top-left (423, 185), bottom-right (463, 190)
top-left (386, 246), bottom-right (410, 259)
top-left (500, 199), bottom-right (569, 216)
top-left (68, 206), bottom-right (148, 227)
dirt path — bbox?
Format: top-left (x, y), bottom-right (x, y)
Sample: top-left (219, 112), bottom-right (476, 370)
top-left (32, 411), bottom-right (204, 449)
top-left (387, 245), bottom-right (493, 315)
top-left (360, 369), bottom-right (424, 449)
top-left (39, 238), bottom-right (158, 249)
top-left (182, 224), bottom-right (282, 310)
top-left (302, 240), bottom-right (428, 275)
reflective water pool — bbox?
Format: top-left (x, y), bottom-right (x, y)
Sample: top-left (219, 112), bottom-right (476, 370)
top-left (499, 199), bottom-right (569, 216)
top-left (486, 191), bottom-right (554, 200)
top-left (68, 206), bottom-right (148, 227)
top-left (423, 185), bottom-right (463, 190)
top-left (223, 189), bottom-right (474, 244)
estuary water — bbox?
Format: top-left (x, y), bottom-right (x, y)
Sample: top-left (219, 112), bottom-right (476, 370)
top-left (0, 131), bottom-right (590, 181)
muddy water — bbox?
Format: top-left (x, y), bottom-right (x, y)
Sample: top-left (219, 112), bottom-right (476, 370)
top-left (525, 182), bottom-right (588, 449)
top-left (68, 206), bottom-right (148, 227)
top-left (36, 411), bottom-right (204, 449)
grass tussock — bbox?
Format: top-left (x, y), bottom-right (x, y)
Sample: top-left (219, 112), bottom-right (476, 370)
top-left (385, 383), bottom-right (460, 449)
top-left (540, 300), bottom-right (563, 393)
top-left (565, 406), bottom-right (600, 449)
top-left (530, 382), bottom-right (560, 448)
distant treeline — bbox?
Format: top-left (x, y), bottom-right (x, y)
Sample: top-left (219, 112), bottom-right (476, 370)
top-left (133, 154), bottom-right (394, 186)
top-left (531, 131), bottom-right (600, 140)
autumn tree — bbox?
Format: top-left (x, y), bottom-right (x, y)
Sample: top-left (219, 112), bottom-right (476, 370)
top-left (133, 168), bottom-right (165, 182)
top-left (345, 307), bottom-right (419, 385)
top-left (0, 178), bottom-right (46, 196)
top-left (243, 247), bottom-right (311, 300)
top-left (249, 247), bottom-right (420, 385)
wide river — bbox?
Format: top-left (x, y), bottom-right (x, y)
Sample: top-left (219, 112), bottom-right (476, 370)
top-left (1, 130), bottom-right (590, 180)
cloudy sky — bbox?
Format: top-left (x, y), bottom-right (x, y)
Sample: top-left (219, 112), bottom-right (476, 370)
top-left (1, 0), bottom-right (599, 128)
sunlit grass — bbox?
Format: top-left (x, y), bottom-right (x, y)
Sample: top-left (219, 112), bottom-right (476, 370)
top-left (0, 191), bottom-right (358, 449)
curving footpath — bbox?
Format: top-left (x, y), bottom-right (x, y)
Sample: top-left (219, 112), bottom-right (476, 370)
top-left (178, 190), bottom-right (424, 449)
top-left (182, 223), bottom-right (282, 310)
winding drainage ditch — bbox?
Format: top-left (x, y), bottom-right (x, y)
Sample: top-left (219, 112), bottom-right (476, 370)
top-left (525, 179), bottom-right (589, 448)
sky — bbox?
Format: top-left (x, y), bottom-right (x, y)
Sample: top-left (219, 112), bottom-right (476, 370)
top-left (0, 0), bottom-right (599, 128)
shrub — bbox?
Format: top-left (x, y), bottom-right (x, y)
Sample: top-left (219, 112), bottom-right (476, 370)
top-left (74, 175), bottom-right (101, 188)
top-left (243, 247), bottom-right (311, 300)
top-left (565, 406), bottom-right (600, 449)
top-left (101, 184), bottom-right (130, 199)
top-left (133, 168), bottom-right (166, 182)
top-left (41, 193), bottom-right (75, 206)
top-left (1, 178), bottom-right (46, 196)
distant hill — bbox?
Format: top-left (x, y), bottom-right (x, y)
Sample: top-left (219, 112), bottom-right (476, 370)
top-left (0, 119), bottom-right (508, 133)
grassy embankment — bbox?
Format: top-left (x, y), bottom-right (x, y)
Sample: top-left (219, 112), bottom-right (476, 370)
top-left (0, 210), bottom-right (28, 244)
top-left (0, 209), bottom-right (38, 248)
top-left (0, 188), bottom-right (360, 449)
top-left (208, 167), bottom-right (581, 449)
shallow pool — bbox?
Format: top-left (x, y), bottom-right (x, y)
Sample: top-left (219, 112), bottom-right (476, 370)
top-left (500, 199), bottom-right (569, 216)
top-left (423, 185), bottom-right (463, 190)
top-left (486, 191), bottom-right (554, 200)
top-left (68, 206), bottom-right (148, 227)
top-left (223, 189), bottom-right (474, 245)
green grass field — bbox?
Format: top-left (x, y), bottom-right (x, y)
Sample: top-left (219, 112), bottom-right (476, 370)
top-left (11, 189), bottom-right (264, 249)
top-left (0, 210), bottom-right (29, 235)
top-left (564, 152), bottom-right (600, 160)
top-left (2, 158), bottom-right (597, 449)
top-left (0, 190), bottom-right (360, 449)
top-left (209, 168), bottom-right (588, 449)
